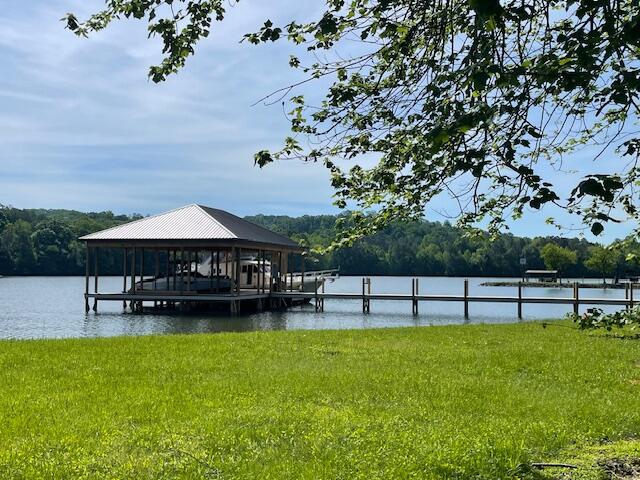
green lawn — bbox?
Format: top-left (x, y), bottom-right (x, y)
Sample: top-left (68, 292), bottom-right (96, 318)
top-left (0, 322), bottom-right (639, 479)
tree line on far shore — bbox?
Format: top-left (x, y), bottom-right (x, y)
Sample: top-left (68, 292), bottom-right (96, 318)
top-left (0, 206), bottom-right (637, 281)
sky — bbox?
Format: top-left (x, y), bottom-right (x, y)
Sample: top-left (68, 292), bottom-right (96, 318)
top-left (0, 1), bottom-right (634, 242)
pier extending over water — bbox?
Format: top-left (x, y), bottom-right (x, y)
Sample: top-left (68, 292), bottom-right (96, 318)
top-left (81, 204), bottom-right (637, 318)
top-left (86, 277), bottom-right (638, 319)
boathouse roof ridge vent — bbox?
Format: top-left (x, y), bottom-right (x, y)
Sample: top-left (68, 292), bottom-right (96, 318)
top-left (79, 204), bottom-right (302, 250)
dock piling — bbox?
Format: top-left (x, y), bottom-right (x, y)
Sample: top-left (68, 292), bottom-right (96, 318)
top-left (411, 278), bottom-right (419, 315)
top-left (122, 248), bottom-right (127, 310)
top-left (625, 283), bottom-right (630, 310)
top-left (216, 249), bottom-right (221, 293)
top-left (517, 282), bottom-right (522, 319)
top-left (573, 282), bottom-right (579, 315)
top-left (84, 247), bottom-right (90, 313)
top-left (362, 277), bottom-right (371, 313)
top-left (463, 279), bottom-right (469, 319)
top-left (92, 247), bottom-right (99, 312)
top-left (130, 247), bottom-right (136, 309)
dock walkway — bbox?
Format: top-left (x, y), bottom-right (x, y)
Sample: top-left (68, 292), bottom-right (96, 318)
top-left (86, 278), bottom-right (637, 318)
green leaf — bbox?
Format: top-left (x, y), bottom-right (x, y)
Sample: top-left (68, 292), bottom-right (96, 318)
top-left (591, 222), bottom-right (604, 236)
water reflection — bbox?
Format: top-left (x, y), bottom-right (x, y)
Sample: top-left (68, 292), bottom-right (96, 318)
top-left (0, 276), bottom-right (626, 340)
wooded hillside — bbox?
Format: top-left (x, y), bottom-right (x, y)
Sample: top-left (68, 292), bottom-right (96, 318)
top-left (0, 206), bottom-right (636, 278)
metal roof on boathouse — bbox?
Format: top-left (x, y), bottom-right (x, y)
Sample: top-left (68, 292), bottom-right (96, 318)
top-left (80, 204), bottom-right (303, 251)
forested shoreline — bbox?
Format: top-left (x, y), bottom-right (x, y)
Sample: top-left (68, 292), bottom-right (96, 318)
top-left (0, 206), bottom-right (637, 278)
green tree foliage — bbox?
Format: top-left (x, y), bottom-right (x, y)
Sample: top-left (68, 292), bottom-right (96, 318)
top-left (539, 243), bottom-right (577, 278)
top-left (246, 214), bottom-right (623, 277)
top-left (65, 0), bottom-right (640, 245)
top-left (1, 220), bottom-right (37, 275)
top-left (31, 219), bottom-right (76, 273)
top-left (0, 206), bottom-right (635, 277)
top-left (0, 207), bottom-right (139, 276)
top-left (584, 245), bottom-right (618, 285)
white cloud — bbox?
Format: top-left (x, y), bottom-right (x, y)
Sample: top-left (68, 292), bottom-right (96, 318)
top-left (0, 1), bottom-right (634, 242)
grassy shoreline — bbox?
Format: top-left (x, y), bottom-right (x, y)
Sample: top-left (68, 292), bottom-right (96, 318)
top-left (0, 322), bottom-right (639, 478)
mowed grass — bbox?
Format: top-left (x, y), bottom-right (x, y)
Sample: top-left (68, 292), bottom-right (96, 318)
top-left (0, 322), bottom-right (639, 479)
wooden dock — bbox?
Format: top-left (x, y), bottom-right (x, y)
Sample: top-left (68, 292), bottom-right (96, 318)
top-left (86, 278), bottom-right (637, 318)
top-left (273, 278), bottom-right (635, 318)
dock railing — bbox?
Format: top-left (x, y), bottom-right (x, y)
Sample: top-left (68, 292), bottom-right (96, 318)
top-left (272, 278), bottom-right (637, 318)
top-left (280, 269), bottom-right (340, 292)
top-left (85, 276), bottom-right (637, 317)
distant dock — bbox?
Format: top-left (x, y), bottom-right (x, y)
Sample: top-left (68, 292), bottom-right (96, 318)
top-left (481, 280), bottom-right (624, 289)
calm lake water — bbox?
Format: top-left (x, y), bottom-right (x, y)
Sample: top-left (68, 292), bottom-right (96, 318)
top-left (0, 276), bottom-right (626, 340)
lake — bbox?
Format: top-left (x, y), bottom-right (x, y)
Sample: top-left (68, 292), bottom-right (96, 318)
top-left (0, 276), bottom-right (626, 340)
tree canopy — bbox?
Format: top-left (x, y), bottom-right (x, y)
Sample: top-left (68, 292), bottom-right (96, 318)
top-left (539, 242), bottom-right (577, 276)
top-left (1, 205), bottom-right (637, 278)
top-left (584, 245), bottom-right (619, 284)
top-left (65, 0), bottom-right (640, 245)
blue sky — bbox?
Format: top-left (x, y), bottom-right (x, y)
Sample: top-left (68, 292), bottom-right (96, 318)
top-left (0, 1), bottom-right (634, 242)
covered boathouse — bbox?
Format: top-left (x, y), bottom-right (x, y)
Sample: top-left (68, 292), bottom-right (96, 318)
top-left (80, 204), bottom-right (309, 315)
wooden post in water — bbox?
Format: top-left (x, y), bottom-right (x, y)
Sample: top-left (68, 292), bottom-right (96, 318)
top-left (122, 248), bottom-right (127, 310)
top-left (93, 247), bottom-right (99, 312)
top-left (84, 246), bottom-right (90, 313)
top-left (235, 248), bottom-right (241, 295)
top-left (268, 251), bottom-right (272, 294)
top-left (411, 278), bottom-right (416, 315)
top-left (517, 282), bottom-right (522, 319)
top-left (631, 283), bottom-right (635, 309)
top-left (280, 251), bottom-right (284, 292)
top-left (216, 249), bottom-right (221, 293)
top-left (166, 249), bottom-right (170, 293)
top-left (361, 277), bottom-right (371, 313)
top-left (283, 252), bottom-right (287, 293)
top-left (209, 250), bottom-right (213, 292)
top-left (464, 279), bottom-right (469, 319)
top-left (172, 249), bottom-right (177, 291)
top-left (225, 249), bottom-right (229, 288)
top-left (262, 251), bottom-right (266, 294)
top-left (179, 248), bottom-right (185, 294)
top-left (413, 278), bottom-right (419, 315)
top-left (573, 282), bottom-right (579, 315)
top-left (314, 276), bottom-right (319, 312)
top-left (139, 247), bottom-right (145, 312)
top-left (130, 247), bottom-right (136, 309)
top-left (154, 250), bottom-right (159, 308)
top-left (256, 250), bottom-right (260, 294)
top-left (140, 248), bottom-right (144, 291)
top-left (258, 250), bottom-right (262, 294)
top-left (300, 253), bottom-right (305, 293)
top-left (186, 250), bottom-right (191, 292)
top-left (625, 282), bottom-right (630, 310)
top-left (154, 250), bottom-right (159, 289)
top-left (274, 252), bottom-right (278, 294)
top-left (321, 277), bottom-right (325, 312)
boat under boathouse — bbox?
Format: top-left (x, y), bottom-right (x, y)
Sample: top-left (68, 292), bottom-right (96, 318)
top-left (80, 204), bottom-right (333, 314)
